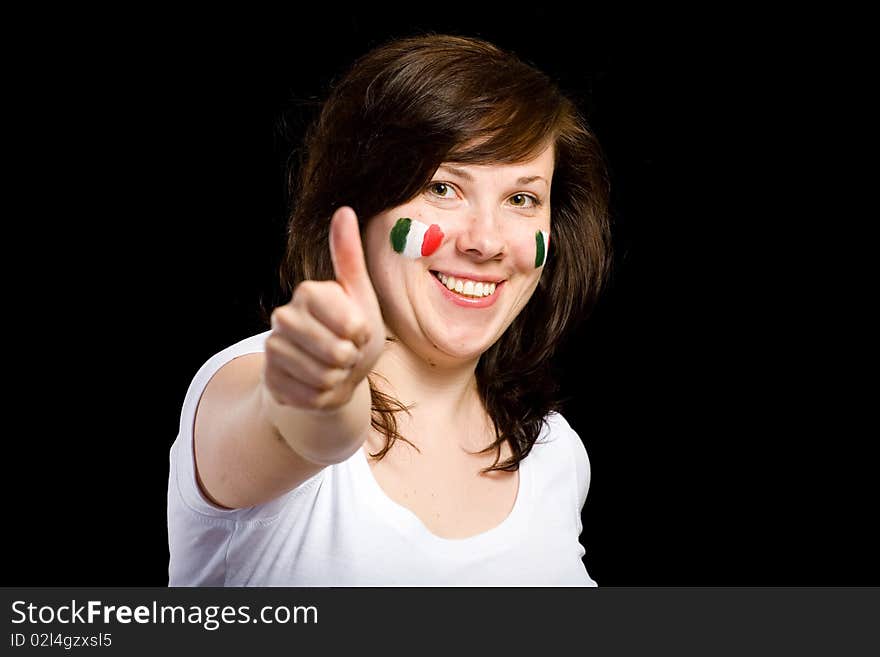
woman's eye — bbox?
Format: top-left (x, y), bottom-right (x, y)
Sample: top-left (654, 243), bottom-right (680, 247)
top-left (428, 182), bottom-right (456, 198)
top-left (508, 193), bottom-right (539, 208)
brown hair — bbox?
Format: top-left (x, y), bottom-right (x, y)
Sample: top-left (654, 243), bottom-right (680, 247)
top-left (275, 34), bottom-right (611, 471)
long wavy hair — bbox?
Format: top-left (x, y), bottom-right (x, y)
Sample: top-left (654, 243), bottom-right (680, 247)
top-left (274, 34), bottom-right (611, 472)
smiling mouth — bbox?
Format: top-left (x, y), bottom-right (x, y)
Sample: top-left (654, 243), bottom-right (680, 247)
top-left (430, 271), bottom-right (499, 298)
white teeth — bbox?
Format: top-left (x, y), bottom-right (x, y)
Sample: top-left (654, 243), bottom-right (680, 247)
top-left (434, 272), bottom-right (499, 298)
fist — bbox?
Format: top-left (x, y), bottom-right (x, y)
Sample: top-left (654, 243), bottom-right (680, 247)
top-left (263, 206), bottom-right (385, 413)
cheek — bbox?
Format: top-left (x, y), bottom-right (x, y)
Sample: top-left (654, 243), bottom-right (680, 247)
top-left (534, 230), bottom-right (550, 269)
top-left (389, 217), bottom-right (446, 259)
top-left (509, 228), bottom-right (551, 271)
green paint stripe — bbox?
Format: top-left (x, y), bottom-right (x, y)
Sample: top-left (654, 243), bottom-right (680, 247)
top-left (535, 230), bottom-right (546, 268)
top-left (391, 218), bottom-right (412, 253)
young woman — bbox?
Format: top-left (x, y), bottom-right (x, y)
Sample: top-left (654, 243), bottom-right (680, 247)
top-left (167, 34), bottom-right (611, 586)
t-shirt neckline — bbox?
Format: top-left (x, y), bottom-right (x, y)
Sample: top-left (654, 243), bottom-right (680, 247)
top-left (353, 442), bottom-right (534, 556)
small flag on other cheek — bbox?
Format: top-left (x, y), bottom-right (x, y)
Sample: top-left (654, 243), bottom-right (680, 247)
top-left (391, 218), bottom-right (445, 258)
top-left (535, 230), bottom-right (550, 268)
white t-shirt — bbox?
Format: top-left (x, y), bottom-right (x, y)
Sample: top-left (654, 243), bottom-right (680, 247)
top-left (167, 330), bottom-right (597, 586)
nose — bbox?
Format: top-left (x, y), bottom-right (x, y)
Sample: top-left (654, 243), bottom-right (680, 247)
top-left (454, 205), bottom-right (506, 261)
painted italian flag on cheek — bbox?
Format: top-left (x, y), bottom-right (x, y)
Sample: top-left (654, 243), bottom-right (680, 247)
top-left (391, 218), bottom-right (445, 258)
top-left (535, 230), bottom-right (550, 268)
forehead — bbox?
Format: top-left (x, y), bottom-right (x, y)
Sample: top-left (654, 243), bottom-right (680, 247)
top-left (440, 143), bottom-right (555, 182)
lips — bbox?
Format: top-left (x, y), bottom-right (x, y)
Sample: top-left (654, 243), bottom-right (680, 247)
top-left (432, 271), bottom-right (497, 298)
top-left (430, 270), bottom-right (504, 284)
top-left (429, 270), bottom-right (503, 308)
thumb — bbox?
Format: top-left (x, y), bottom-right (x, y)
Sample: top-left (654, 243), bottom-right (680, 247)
top-left (329, 206), bottom-right (378, 306)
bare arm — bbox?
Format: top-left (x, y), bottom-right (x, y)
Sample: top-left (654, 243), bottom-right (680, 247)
top-left (193, 352), bottom-right (372, 509)
top-left (192, 207), bottom-right (385, 509)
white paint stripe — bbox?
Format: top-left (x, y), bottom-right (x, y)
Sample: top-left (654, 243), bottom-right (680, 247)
top-left (402, 219), bottom-right (429, 258)
top-left (540, 230), bottom-right (550, 267)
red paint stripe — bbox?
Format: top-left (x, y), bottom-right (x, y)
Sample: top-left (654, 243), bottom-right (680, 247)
top-left (421, 224), bottom-right (444, 256)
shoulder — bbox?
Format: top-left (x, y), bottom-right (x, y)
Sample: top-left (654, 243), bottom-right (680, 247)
top-left (169, 329), bottom-right (278, 518)
top-left (538, 411), bottom-right (591, 507)
top-left (541, 411), bottom-right (586, 453)
top-left (182, 330), bottom-right (272, 419)
top-left (180, 328), bottom-right (269, 392)
top-left (178, 330), bottom-right (272, 438)
top-left (198, 330), bottom-right (272, 379)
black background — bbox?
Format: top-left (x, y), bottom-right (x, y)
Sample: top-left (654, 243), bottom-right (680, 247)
top-left (9, 11), bottom-right (873, 586)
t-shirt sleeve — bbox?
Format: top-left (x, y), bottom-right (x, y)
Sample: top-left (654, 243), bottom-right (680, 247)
top-left (547, 411), bottom-right (592, 522)
top-left (570, 421), bottom-right (591, 514)
top-left (168, 331), bottom-right (291, 522)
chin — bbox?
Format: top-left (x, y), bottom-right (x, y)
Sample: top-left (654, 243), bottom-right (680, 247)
top-left (425, 330), bottom-right (496, 362)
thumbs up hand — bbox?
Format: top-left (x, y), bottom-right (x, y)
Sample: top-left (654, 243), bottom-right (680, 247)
top-left (264, 207), bottom-right (385, 413)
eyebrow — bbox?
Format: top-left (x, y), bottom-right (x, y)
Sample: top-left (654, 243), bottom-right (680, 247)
top-left (515, 175), bottom-right (547, 186)
top-left (437, 165), bottom-right (474, 181)
top-left (437, 165), bottom-right (547, 187)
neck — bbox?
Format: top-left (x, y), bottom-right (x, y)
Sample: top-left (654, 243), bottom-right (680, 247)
top-left (371, 336), bottom-right (487, 450)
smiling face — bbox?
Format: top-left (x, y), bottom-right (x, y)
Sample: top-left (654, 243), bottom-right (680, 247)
top-left (363, 144), bottom-right (554, 366)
